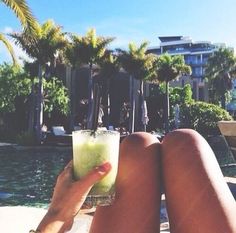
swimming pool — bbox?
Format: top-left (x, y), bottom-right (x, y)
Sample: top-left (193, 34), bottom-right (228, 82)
top-left (0, 146), bottom-right (72, 208)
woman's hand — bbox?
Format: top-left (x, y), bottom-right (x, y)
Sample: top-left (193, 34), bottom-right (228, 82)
top-left (36, 160), bottom-right (111, 233)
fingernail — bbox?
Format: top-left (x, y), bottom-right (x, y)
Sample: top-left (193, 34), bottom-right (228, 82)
top-left (97, 162), bottom-right (112, 172)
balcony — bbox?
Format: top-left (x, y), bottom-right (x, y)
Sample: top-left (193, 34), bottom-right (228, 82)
top-left (185, 60), bottom-right (207, 66)
top-left (163, 49), bottom-right (190, 55)
top-left (190, 47), bottom-right (213, 53)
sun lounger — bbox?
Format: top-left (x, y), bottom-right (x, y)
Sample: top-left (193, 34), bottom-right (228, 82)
top-left (52, 126), bottom-right (68, 136)
top-left (45, 126), bottom-right (72, 145)
top-left (218, 121), bottom-right (236, 161)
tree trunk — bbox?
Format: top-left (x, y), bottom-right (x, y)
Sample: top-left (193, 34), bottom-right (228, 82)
top-left (27, 83), bottom-right (35, 133)
top-left (35, 64), bottom-right (43, 144)
top-left (69, 68), bottom-right (76, 132)
top-left (103, 78), bottom-right (110, 129)
top-left (221, 94), bottom-right (226, 109)
top-left (129, 75), bottom-right (135, 134)
top-left (164, 81), bottom-right (170, 133)
top-left (87, 63), bottom-right (94, 129)
top-left (139, 80), bottom-right (146, 131)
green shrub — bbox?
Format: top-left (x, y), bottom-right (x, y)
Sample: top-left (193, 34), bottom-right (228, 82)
top-left (16, 131), bottom-right (36, 146)
top-left (180, 101), bottom-right (232, 137)
top-left (170, 84), bottom-right (193, 106)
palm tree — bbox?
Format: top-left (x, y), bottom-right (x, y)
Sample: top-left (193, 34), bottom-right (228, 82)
top-left (156, 53), bottom-right (191, 133)
top-left (0, 0), bottom-right (37, 63)
top-left (98, 50), bottom-right (120, 128)
top-left (118, 42), bottom-right (157, 133)
top-left (205, 47), bottom-right (236, 108)
top-left (137, 54), bottom-right (158, 131)
top-left (11, 20), bottom-right (67, 143)
top-left (0, 33), bottom-right (16, 64)
top-left (64, 35), bottom-right (81, 130)
top-left (66, 29), bottom-right (114, 129)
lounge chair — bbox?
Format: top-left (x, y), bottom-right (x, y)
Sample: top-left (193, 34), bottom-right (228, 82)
top-left (218, 121), bottom-right (236, 161)
top-left (45, 126), bottom-right (72, 145)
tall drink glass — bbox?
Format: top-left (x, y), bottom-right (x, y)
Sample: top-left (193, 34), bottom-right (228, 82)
top-left (72, 130), bottom-right (120, 206)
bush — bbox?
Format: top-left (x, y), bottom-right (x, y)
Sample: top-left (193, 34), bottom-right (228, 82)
top-left (0, 128), bottom-right (17, 142)
top-left (180, 101), bottom-right (233, 137)
top-left (170, 84), bottom-right (193, 106)
top-left (16, 131), bottom-right (36, 146)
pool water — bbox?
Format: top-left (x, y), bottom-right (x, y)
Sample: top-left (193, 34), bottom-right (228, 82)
top-left (0, 146), bottom-right (72, 208)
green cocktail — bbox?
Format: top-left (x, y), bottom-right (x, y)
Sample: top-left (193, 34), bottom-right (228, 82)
top-left (72, 130), bottom-right (120, 206)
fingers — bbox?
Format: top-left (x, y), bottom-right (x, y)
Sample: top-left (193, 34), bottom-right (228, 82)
top-left (64, 160), bottom-right (73, 171)
top-left (80, 162), bottom-right (112, 188)
top-left (63, 160), bottom-right (73, 179)
top-left (57, 160), bottom-right (73, 181)
top-left (59, 161), bottom-right (112, 192)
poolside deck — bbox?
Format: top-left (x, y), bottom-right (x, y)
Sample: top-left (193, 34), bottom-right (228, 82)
top-left (0, 206), bottom-right (92, 233)
top-left (0, 204), bottom-right (169, 233)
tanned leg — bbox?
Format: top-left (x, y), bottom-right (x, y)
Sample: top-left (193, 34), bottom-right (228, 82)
top-left (161, 129), bottom-right (236, 233)
top-left (89, 132), bottom-right (161, 233)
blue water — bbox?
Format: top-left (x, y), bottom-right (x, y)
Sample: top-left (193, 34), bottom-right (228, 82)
top-left (0, 146), bottom-right (72, 207)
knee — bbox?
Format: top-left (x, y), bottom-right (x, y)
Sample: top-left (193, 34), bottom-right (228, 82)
top-left (122, 132), bottom-right (159, 148)
top-left (118, 132), bottom-right (161, 173)
top-left (117, 132), bottom-right (161, 188)
top-left (120, 132), bottom-right (160, 158)
top-left (162, 128), bottom-right (205, 147)
top-left (161, 128), bottom-right (211, 160)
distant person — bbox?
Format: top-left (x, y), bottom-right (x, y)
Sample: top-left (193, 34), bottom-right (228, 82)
top-left (41, 124), bottom-right (48, 142)
top-left (32, 129), bottom-right (236, 233)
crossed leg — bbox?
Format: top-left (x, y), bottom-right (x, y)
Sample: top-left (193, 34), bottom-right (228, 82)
top-left (90, 129), bottom-right (236, 233)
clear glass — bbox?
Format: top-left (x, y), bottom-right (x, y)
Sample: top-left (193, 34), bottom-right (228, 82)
top-left (72, 130), bottom-right (120, 206)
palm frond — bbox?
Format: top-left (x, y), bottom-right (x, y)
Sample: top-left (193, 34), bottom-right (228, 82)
top-left (0, 33), bottom-right (17, 64)
top-left (10, 20), bottom-right (67, 64)
top-left (128, 42), bottom-right (137, 55)
top-left (156, 53), bottom-right (191, 82)
top-left (205, 47), bottom-right (236, 79)
top-left (2, 0), bottom-right (37, 33)
top-left (137, 41), bottom-right (149, 55)
top-left (65, 29), bottom-right (114, 66)
top-left (99, 51), bottom-right (120, 78)
top-left (119, 41), bottom-right (158, 81)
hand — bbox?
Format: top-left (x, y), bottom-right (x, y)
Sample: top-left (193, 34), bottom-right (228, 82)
top-left (37, 160), bottom-right (111, 233)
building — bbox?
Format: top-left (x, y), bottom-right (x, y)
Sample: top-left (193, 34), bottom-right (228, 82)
top-left (148, 36), bottom-right (228, 101)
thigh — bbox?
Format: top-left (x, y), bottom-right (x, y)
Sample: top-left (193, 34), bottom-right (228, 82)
top-left (89, 132), bottom-right (161, 233)
top-left (161, 129), bottom-right (236, 233)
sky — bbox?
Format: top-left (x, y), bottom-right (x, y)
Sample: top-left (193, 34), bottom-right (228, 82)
top-left (1, 0), bottom-right (236, 63)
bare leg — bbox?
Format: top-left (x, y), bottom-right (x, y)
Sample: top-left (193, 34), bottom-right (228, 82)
top-left (89, 132), bottom-right (161, 233)
top-left (161, 129), bottom-right (236, 233)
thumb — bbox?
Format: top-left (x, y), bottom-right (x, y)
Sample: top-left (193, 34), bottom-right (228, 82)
top-left (80, 162), bottom-right (112, 188)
